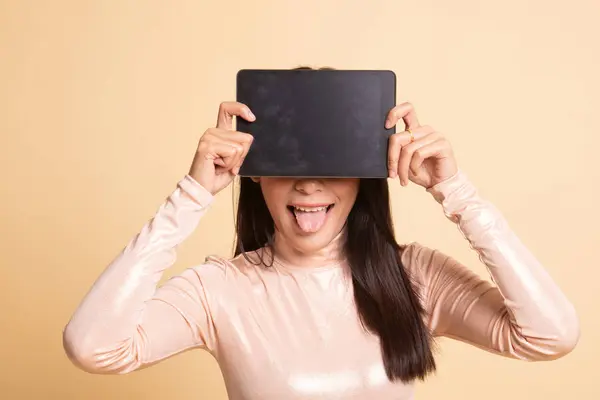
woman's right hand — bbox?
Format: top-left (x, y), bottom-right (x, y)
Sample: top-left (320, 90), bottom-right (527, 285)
top-left (188, 102), bottom-right (255, 195)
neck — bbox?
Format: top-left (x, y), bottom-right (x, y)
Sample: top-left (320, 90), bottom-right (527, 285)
top-left (271, 228), bottom-right (346, 269)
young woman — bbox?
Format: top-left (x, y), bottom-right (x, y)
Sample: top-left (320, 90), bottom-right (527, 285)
top-left (63, 99), bottom-right (579, 399)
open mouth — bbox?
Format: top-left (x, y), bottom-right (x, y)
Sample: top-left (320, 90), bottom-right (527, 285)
top-left (287, 204), bottom-right (335, 233)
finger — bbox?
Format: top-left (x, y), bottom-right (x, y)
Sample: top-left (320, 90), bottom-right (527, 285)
top-left (387, 126), bottom-right (435, 178)
top-left (385, 102), bottom-right (420, 130)
top-left (387, 134), bottom-right (402, 178)
top-left (229, 139), bottom-right (252, 175)
top-left (408, 139), bottom-right (448, 177)
top-left (209, 127), bottom-right (254, 147)
top-left (202, 128), bottom-right (253, 174)
top-left (397, 132), bottom-right (440, 185)
top-left (203, 141), bottom-right (243, 171)
top-left (208, 128), bottom-right (253, 174)
top-left (233, 139), bottom-right (253, 175)
top-left (395, 125), bottom-right (435, 146)
top-left (216, 101), bottom-right (256, 130)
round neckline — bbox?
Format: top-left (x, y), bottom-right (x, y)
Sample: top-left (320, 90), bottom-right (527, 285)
top-left (255, 246), bottom-right (346, 273)
top-left (272, 255), bottom-right (346, 272)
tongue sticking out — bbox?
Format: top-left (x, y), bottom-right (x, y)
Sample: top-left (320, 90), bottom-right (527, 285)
top-left (294, 209), bottom-right (328, 233)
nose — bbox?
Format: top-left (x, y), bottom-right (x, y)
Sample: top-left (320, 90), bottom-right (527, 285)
top-left (293, 179), bottom-right (323, 195)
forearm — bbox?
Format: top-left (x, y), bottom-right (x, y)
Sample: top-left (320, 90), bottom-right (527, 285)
top-left (427, 171), bottom-right (580, 358)
top-left (62, 175), bottom-right (214, 373)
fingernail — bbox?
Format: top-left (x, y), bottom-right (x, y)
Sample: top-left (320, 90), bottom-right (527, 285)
top-left (389, 170), bottom-right (396, 178)
top-left (385, 120), bottom-right (391, 129)
top-left (247, 110), bottom-right (255, 120)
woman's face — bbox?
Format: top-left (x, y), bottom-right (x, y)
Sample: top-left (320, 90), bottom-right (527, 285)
top-left (258, 177), bottom-right (360, 253)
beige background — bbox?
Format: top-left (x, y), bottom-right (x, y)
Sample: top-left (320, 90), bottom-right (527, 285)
top-left (1, 0), bottom-right (598, 399)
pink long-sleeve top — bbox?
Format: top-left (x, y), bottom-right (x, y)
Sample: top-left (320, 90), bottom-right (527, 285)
top-left (62, 171), bottom-right (580, 399)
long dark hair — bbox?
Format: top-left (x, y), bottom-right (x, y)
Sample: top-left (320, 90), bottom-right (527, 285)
top-left (233, 67), bottom-right (437, 383)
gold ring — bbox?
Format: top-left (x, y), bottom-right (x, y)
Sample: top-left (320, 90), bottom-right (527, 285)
top-left (407, 128), bottom-right (414, 143)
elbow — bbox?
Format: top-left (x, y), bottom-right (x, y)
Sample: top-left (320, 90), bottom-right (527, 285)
top-left (536, 326), bottom-right (580, 361)
top-left (518, 308), bottom-right (581, 361)
top-left (62, 323), bottom-right (99, 374)
top-left (62, 323), bottom-right (107, 374)
top-left (62, 323), bottom-right (140, 375)
top-left (549, 310), bottom-right (581, 359)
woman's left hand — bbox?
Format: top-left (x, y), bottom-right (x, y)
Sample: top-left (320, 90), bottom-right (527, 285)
top-left (385, 102), bottom-right (458, 188)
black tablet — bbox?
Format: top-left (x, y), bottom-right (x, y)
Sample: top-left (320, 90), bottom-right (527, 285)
top-left (236, 69), bottom-right (396, 178)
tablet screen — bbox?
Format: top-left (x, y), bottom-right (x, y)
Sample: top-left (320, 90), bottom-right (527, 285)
top-left (236, 69), bottom-right (396, 178)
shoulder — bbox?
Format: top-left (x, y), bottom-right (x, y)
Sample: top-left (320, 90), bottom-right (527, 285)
top-left (186, 249), bottom-right (270, 287)
top-left (164, 251), bottom-right (269, 317)
top-left (399, 241), bottom-right (439, 271)
top-left (399, 241), bottom-right (456, 284)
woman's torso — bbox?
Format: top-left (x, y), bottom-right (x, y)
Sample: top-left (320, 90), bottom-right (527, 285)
top-left (203, 252), bottom-right (417, 400)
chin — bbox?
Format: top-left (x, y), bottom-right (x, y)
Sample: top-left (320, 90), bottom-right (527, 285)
top-left (284, 229), bottom-right (341, 254)
top-left (276, 204), bottom-right (346, 254)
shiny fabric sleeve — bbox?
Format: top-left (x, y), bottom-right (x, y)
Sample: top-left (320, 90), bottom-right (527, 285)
top-left (62, 175), bottom-right (219, 374)
top-left (403, 171), bottom-right (580, 360)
